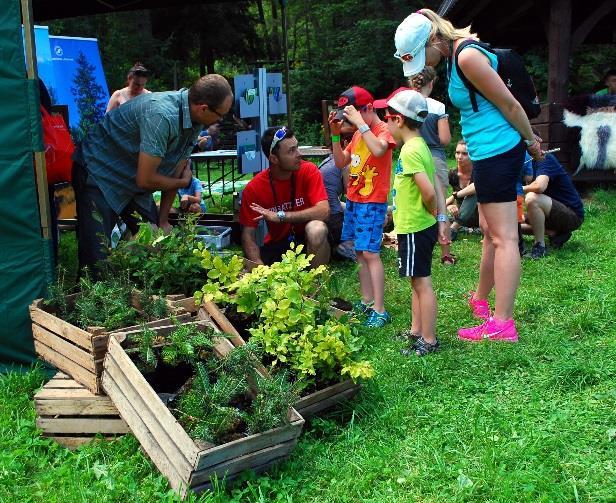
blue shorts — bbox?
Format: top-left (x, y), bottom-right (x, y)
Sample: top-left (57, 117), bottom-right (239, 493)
top-left (341, 200), bottom-right (388, 253)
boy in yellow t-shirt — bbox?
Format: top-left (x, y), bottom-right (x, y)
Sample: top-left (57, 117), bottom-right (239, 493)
top-left (385, 89), bottom-right (449, 356)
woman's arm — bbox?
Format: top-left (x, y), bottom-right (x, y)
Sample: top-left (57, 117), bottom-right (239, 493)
top-left (437, 117), bottom-right (451, 146)
top-left (457, 49), bottom-right (543, 160)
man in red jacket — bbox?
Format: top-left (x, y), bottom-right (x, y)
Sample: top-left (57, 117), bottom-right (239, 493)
top-left (240, 126), bottom-right (330, 266)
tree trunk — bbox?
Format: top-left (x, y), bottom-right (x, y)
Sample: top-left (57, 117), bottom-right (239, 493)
top-left (547, 0), bottom-right (571, 103)
top-left (256, 0), bottom-right (274, 60)
top-left (270, 0), bottom-right (281, 61)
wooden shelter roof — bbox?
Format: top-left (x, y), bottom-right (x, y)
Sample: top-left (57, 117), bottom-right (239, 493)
top-left (32, 0), bottom-right (237, 22)
top-left (437, 0), bottom-right (615, 51)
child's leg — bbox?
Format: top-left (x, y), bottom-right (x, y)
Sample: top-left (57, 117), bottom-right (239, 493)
top-left (356, 251), bottom-right (374, 304)
top-left (411, 276), bottom-right (437, 344)
top-left (410, 283), bottom-right (421, 334)
top-left (362, 251), bottom-right (385, 313)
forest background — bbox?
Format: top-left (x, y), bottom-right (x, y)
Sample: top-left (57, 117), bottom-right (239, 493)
top-left (47, 0), bottom-right (614, 145)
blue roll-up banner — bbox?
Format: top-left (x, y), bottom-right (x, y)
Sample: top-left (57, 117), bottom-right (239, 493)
top-left (33, 26), bottom-right (57, 101)
top-left (48, 35), bottom-right (109, 133)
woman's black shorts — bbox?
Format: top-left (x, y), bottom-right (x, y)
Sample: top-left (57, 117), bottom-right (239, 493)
top-left (472, 140), bottom-right (525, 204)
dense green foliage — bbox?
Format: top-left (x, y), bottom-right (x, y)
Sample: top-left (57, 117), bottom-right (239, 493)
top-left (105, 215), bottom-right (205, 297)
top-left (196, 243), bottom-right (375, 387)
top-left (44, 272), bottom-right (169, 331)
top-left (5, 189), bottom-right (615, 500)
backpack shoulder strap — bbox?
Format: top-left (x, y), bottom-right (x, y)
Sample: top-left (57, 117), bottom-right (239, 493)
top-left (453, 40), bottom-right (493, 112)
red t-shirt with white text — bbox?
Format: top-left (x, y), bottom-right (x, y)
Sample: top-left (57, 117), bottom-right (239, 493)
top-left (239, 160), bottom-right (327, 243)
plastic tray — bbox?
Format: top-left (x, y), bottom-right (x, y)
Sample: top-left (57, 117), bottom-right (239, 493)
top-left (196, 226), bottom-right (232, 250)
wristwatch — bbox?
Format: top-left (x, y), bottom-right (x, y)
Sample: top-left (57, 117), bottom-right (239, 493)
top-left (276, 210), bottom-right (286, 222)
top-left (358, 124), bottom-right (370, 134)
top-left (524, 139), bottom-right (537, 147)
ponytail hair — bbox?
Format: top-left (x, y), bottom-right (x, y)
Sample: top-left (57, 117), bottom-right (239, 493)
top-left (409, 66), bottom-right (437, 90)
top-left (417, 8), bottom-right (476, 42)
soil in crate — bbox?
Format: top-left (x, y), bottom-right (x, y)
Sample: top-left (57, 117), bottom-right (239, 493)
top-left (222, 305), bottom-right (257, 341)
top-left (140, 361), bottom-right (194, 395)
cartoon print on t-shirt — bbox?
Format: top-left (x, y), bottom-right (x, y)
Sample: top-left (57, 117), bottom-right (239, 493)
top-left (349, 138), bottom-right (378, 195)
top-left (359, 166), bottom-right (379, 196)
top-left (350, 153), bottom-right (362, 185)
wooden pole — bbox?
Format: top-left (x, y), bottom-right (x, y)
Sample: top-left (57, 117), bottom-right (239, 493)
top-left (280, 0), bottom-right (292, 128)
top-left (21, 0), bottom-right (52, 240)
top-left (547, 0), bottom-right (571, 104)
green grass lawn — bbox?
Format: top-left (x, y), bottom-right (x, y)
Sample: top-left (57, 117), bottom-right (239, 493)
top-left (2, 190), bottom-right (616, 502)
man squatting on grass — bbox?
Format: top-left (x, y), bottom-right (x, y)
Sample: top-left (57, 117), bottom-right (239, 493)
top-left (239, 126), bottom-right (330, 267)
top-left (72, 74), bottom-right (233, 278)
top-left (329, 86), bottom-right (397, 328)
top-left (522, 153), bottom-right (585, 259)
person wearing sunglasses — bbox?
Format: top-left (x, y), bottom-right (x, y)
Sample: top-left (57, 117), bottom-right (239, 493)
top-left (394, 10), bottom-right (544, 343)
top-left (328, 86), bottom-right (397, 328)
top-left (106, 62), bottom-right (151, 113)
top-left (239, 126), bottom-right (330, 267)
top-left (72, 74), bottom-right (233, 278)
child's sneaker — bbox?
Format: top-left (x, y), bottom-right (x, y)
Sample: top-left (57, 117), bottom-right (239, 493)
top-left (467, 291), bottom-right (490, 319)
top-left (353, 300), bottom-right (373, 316)
top-left (458, 317), bottom-right (519, 343)
top-left (364, 310), bottom-right (392, 328)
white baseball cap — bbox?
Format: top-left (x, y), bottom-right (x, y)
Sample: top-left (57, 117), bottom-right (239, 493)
top-left (394, 13), bottom-right (432, 77)
top-left (386, 90), bottom-right (429, 122)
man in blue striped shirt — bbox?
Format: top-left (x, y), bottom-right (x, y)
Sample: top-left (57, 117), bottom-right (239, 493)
top-left (72, 74), bottom-right (233, 276)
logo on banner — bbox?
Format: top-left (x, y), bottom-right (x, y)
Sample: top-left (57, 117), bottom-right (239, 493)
top-left (54, 45), bottom-right (63, 57)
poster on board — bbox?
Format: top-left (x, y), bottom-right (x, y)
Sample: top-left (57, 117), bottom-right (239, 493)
top-left (48, 35), bottom-right (109, 139)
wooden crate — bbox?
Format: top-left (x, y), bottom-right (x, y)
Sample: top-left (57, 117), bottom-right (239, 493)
top-left (294, 379), bottom-right (361, 420)
top-left (30, 297), bottom-right (192, 395)
top-left (102, 322), bottom-right (304, 496)
top-left (199, 302), bottom-right (362, 420)
top-left (34, 372), bottom-right (129, 449)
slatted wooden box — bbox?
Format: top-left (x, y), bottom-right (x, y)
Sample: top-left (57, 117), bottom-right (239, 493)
top-left (199, 302), bottom-right (362, 420)
top-left (30, 296), bottom-right (191, 395)
top-left (102, 312), bottom-right (305, 496)
top-left (34, 372), bottom-right (129, 449)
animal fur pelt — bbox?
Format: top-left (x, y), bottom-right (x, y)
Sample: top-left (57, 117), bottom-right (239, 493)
top-left (563, 109), bottom-right (616, 174)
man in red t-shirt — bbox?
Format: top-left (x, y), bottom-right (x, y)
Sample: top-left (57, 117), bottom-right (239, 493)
top-left (239, 126), bottom-right (330, 266)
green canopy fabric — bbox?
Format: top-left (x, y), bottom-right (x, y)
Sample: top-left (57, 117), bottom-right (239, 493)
top-left (0, 0), bottom-right (54, 372)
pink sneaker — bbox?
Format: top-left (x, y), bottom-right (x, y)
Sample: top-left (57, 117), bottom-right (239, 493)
top-left (458, 317), bottom-right (519, 343)
top-left (467, 291), bottom-right (490, 319)
top-left (458, 319), bottom-right (489, 342)
top-left (485, 318), bottom-right (518, 342)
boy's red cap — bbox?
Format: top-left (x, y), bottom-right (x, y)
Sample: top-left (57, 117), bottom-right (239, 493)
top-left (334, 86), bottom-right (374, 120)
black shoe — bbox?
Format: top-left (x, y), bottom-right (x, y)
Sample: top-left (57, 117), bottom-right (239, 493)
top-left (549, 231), bottom-right (572, 249)
top-left (526, 242), bottom-right (546, 259)
top-left (450, 228), bottom-right (459, 241)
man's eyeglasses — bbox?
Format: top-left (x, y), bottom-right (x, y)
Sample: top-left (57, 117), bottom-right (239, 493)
top-left (269, 126), bottom-right (288, 156)
top-left (208, 105), bottom-right (226, 120)
top-left (383, 113), bottom-right (403, 122)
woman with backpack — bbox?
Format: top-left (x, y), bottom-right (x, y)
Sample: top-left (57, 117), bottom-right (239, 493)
top-left (393, 9), bottom-right (543, 343)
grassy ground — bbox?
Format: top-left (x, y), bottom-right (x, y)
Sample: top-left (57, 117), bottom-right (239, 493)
top-left (2, 190), bottom-right (616, 502)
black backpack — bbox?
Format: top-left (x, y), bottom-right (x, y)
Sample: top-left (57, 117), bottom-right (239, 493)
top-left (453, 40), bottom-right (541, 119)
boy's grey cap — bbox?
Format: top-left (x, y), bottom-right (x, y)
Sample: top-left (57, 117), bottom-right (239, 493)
top-left (386, 90), bottom-right (429, 122)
